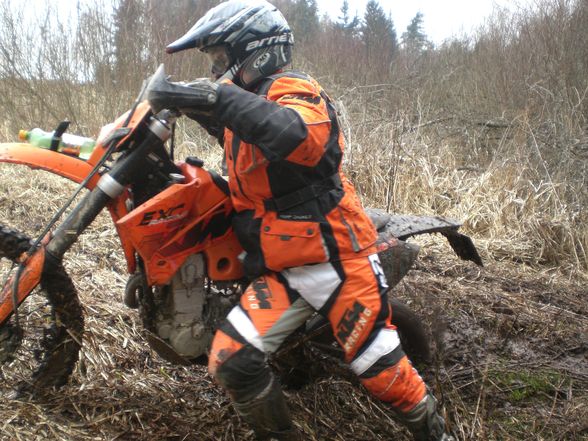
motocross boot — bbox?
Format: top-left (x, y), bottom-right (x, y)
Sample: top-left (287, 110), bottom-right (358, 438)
top-left (232, 375), bottom-right (301, 441)
top-left (397, 392), bottom-right (454, 441)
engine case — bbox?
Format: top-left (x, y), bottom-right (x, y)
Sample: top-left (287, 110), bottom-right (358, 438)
top-left (153, 253), bottom-right (212, 359)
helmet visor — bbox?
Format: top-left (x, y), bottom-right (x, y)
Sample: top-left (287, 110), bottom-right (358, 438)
top-left (203, 45), bottom-right (231, 79)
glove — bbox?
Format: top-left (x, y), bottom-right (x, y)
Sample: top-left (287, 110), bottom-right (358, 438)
top-left (145, 64), bottom-right (218, 113)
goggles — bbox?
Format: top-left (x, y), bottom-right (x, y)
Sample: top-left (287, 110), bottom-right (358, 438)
top-left (203, 45), bottom-right (231, 79)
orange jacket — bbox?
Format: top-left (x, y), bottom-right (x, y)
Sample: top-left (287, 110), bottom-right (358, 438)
top-left (215, 72), bottom-right (376, 277)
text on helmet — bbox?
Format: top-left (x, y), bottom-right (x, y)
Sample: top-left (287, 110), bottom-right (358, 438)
top-left (245, 33), bottom-right (293, 51)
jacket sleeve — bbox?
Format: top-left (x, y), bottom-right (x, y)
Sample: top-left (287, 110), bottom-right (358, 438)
top-left (215, 78), bottom-right (331, 165)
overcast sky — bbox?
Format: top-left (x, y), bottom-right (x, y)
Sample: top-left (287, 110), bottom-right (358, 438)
top-left (319, 0), bottom-right (535, 44)
top-left (30, 0), bottom-right (537, 46)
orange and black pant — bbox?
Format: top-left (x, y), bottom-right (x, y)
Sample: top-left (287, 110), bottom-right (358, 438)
top-left (208, 254), bottom-right (426, 417)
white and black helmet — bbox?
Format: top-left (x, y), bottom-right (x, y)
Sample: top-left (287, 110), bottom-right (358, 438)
top-left (166, 0), bottom-right (293, 88)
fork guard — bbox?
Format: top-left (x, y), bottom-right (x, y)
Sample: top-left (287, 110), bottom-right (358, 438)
top-left (0, 143), bottom-right (100, 189)
top-left (0, 238), bottom-right (49, 326)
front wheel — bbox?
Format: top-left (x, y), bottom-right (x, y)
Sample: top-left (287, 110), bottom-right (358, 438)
top-left (0, 225), bottom-right (84, 396)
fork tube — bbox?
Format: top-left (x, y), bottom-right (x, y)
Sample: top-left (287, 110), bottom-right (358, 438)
top-left (45, 187), bottom-right (113, 259)
top-left (46, 118), bottom-right (171, 259)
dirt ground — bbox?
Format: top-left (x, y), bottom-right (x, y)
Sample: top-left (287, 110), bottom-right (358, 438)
top-left (0, 167), bottom-right (586, 441)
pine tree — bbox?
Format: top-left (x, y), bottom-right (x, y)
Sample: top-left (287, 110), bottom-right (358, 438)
top-left (290, 0), bottom-right (320, 42)
top-left (340, 0), bottom-right (350, 25)
top-left (362, 0), bottom-right (397, 66)
top-left (113, 0), bottom-right (149, 80)
top-left (337, 0), bottom-right (360, 36)
top-left (401, 12), bottom-right (431, 53)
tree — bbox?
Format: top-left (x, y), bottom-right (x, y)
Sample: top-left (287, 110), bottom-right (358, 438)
top-left (340, 0), bottom-right (350, 25)
top-left (113, 0), bottom-right (150, 85)
top-left (290, 0), bottom-right (320, 42)
top-left (401, 12), bottom-right (431, 53)
top-left (337, 0), bottom-right (360, 35)
top-left (362, 0), bottom-right (397, 67)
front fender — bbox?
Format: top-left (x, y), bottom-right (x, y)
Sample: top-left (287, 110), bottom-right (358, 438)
top-left (0, 143), bottom-right (99, 189)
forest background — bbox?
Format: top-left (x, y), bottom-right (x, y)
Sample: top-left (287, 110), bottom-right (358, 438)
top-left (0, 0), bottom-right (586, 274)
top-left (0, 1), bottom-right (586, 439)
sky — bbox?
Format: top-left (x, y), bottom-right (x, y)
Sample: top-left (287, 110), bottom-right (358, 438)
top-left (318, 0), bottom-right (535, 45)
top-left (29, 0), bottom-right (536, 47)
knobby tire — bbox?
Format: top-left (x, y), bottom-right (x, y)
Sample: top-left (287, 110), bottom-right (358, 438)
top-left (0, 225), bottom-right (84, 396)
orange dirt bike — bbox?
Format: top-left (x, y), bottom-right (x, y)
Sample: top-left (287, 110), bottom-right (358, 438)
top-left (0, 69), bottom-right (482, 395)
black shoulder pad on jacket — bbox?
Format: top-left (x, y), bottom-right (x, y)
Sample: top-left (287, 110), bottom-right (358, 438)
top-left (215, 83), bottom-right (308, 161)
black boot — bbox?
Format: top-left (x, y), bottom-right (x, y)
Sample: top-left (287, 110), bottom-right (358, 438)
top-left (233, 376), bottom-right (301, 441)
top-left (397, 392), bottom-right (454, 441)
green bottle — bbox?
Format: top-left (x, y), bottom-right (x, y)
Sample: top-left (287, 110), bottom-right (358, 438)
top-left (18, 128), bottom-right (96, 160)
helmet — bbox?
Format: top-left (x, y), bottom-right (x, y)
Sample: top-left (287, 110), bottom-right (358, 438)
top-left (166, 0), bottom-right (293, 88)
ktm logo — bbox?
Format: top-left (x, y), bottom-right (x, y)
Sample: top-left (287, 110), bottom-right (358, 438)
top-left (247, 278), bottom-right (272, 310)
top-left (139, 203), bottom-right (186, 226)
top-left (245, 33), bottom-right (293, 51)
top-left (336, 301), bottom-right (373, 351)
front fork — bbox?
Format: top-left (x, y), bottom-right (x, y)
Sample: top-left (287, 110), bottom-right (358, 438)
top-left (0, 117), bottom-right (171, 324)
top-left (47, 118), bottom-right (171, 259)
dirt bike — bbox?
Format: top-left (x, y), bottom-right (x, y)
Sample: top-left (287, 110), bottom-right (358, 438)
top-left (0, 67), bottom-right (482, 396)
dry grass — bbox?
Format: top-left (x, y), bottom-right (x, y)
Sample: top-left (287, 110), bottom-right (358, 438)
top-left (0, 0), bottom-right (586, 276)
top-left (0, 1), bottom-right (586, 439)
top-left (0, 159), bottom-right (586, 440)
top-left (335, 97), bottom-right (588, 276)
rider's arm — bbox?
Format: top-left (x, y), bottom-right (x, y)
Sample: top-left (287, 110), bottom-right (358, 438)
top-left (215, 77), bottom-right (331, 165)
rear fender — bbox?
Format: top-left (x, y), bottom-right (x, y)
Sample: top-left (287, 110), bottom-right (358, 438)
top-left (0, 143), bottom-right (100, 189)
top-left (0, 237), bottom-right (49, 326)
top-left (376, 236), bottom-right (420, 290)
top-left (367, 208), bottom-right (483, 267)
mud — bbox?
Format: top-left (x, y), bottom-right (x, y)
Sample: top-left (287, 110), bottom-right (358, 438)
top-left (0, 168), bottom-right (586, 440)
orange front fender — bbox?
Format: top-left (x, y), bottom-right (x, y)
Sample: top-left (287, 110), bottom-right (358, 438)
top-left (0, 143), bottom-right (100, 189)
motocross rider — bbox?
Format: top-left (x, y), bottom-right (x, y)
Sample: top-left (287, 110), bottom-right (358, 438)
top-left (153, 1), bottom-right (453, 440)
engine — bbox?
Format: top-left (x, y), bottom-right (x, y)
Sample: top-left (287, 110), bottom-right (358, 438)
top-left (139, 253), bottom-right (235, 363)
top-left (154, 253), bottom-right (210, 358)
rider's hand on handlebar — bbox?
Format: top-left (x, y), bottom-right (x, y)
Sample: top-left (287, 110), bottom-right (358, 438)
top-left (145, 65), bottom-right (218, 114)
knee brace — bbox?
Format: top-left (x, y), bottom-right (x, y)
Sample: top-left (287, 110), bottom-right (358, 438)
top-left (215, 345), bottom-right (298, 440)
top-left (215, 344), bottom-right (272, 403)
